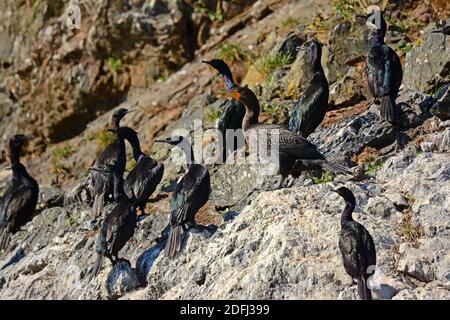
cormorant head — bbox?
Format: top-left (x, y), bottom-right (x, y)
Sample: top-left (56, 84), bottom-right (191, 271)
top-left (298, 39), bottom-right (323, 66)
top-left (332, 186), bottom-right (356, 204)
top-left (226, 86), bottom-right (260, 112)
top-left (112, 108), bottom-right (134, 123)
top-left (202, 59), bottom-right (236, 90)
top-left (9, 134), bottom-right (29, 150)
top-left (155, 135), bottom-right (186, 146)
top-left (363, 9), bottom-right (387, 42)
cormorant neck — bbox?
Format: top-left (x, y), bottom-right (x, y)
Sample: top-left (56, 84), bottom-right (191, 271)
top-left (223, 75), bottom-right (237, 91)
top-left (240, 91), bottom-right (260, 132)
top-left (311, 54), bottom-right (324, 74)
top-left (341, 200), bottom-right (355, 225)
top-left (128, 139), bottom-right (145, 162)
top-left (370, 33), bottom-right (385, 47)
top-left (9, 148), bottom-right (21, 165)
top-left (112, 117), bottom-right (122, 130)
top-left (113, 173), bottom-right (126, 200)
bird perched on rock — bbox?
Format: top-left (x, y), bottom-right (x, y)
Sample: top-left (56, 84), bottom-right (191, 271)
top-left (91, 108), bottom-right (133, 217)
top-left (333, 186), bottom-right (376, 300)
top-left (289, 40), bottom-right (329, 137)
top-left (365, 11), bottom-right (403, 123)
top-left (90, 168), bottom-right (137, 280)
top-left (121, 127), bottom-right (164, 215)
top-left (0, 135), bottom-right (39, 250)
top-left (155, 136), bottom-right (211, 257)
top-left (204, 62), bottom-right (349, 189)
top-left (202, 59), bottom-right (246, 163)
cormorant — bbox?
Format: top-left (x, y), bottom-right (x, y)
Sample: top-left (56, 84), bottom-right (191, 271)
top-left (289, 40), bottom-right (329, 137)
top-left (216, 81), bottom-right (348, 189)
top-left (333, 186), bottom-right (376, 300)
top-left (90, 169), bottom-right (137, 279)
top-left (365, 12), bottom-right (403, 123)
top-left (155, 136), bottom-right (211, 257)
top-left (121, 127), bottom-right (164, 215)
top-left (202, 59), bottom-right (246, 163)
top-left (0, 135), bottom-right (39, 250)
top-left (91, 108), bottom-right (132, 217)
top-left (432, 25), bottom-right (450, 35)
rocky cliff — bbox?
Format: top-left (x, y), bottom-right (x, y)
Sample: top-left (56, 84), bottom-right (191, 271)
top-left (0, 0), bottom-right (449, 300)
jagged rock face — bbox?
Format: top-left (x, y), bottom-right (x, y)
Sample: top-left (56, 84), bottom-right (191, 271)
top-left (403, 19), bottom-right (450, 93)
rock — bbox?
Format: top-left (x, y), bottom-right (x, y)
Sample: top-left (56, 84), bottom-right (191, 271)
top-left (383, 191), bottom-right (409, 210)
top-left (328, 67), bottom-right (365, 109)
top-left (397, 238), bottom-right (450, 283)
top-left (64, 177), bottom-right (93, 207)
top-left (106, 260), bottom-right (140, 300)
top-left (431, 84), bottom-right (450, 120)
top-left (275, 32), bottom-right (305, 63)
top-left (365, 196), bottom-right (398, 218)
top-left (396, 89), bottom-right (437, 130)
top-left (36, 186), bottom-right (65, 212)
top-left (403, 20), bottom-right (450, 92)
top-left (309, 108), bottom-right (395, 165)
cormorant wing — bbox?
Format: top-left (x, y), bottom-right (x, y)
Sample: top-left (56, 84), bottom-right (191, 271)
top-left (170, 165), bottom-right (208, 226)
top-left (289, 74), bottom-right (328, 136)
top-left (104, 201), bottom-right (134, 246)
top-left (339, 221), bottom-right (376, 276)
top-left (262, 124), bottom-right (325, 159)
top-left (95, 142), bottom-right (119, 166)
top-left (1, 184), bottom-right (35, 230)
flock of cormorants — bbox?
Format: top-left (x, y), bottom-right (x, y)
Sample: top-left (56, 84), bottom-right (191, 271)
top-left (0, 11), bottom-right (446, 300)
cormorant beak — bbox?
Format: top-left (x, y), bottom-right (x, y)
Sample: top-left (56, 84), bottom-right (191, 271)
top-left (125, 109), bottom-right (136, 114)
top-left (155, 138), bottom-right (171, 144)
top-left (223, 90), bottom-right (241, 101)
top-left (202, 60), bottom-right (211, 65)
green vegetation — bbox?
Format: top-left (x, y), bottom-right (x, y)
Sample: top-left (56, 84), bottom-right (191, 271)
top-left (365, 158), bottom-right (385, 174)
top-left (127, 159), bottom-right (137, 171)
top-left (97, 130), bottom-right (115, 149)
top-left (193, 1), bottom-right (223, 22)
top-left (399, 210), bottom-right (424, 243)
top-left (258, 53), bottom-right (292, 75)
top-left (312, 170), bottom-right (335, 184)
top-left (282, 17), bottom-right (301, 28)
top-left (263, 104), bottom-right (281, 119)
top-left (397, 41), bottom-right (414, 54)
top-left (107, 57), bottom-right (123, 71)
top-left (205, 109), bottom-right (222, 122)
top-left (428, 84), bottom-right (445, 98)
top-left (52, 145), bottom-right (74, 160)
top-left (333, 0), bottom-right (360, 21)
top-left (217, 43), bottom-right (250, 63)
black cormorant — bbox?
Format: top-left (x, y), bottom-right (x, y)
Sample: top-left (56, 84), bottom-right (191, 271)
top-left (202, 59), bottom-right (246, 162)
top-left (91, 109), bottom-right (132, 217)
top-left (333, 186), bottom-right (376, 300)
top-left (0, 135), bottom-right (39, 250)
top-left (90, 170), bottom-right (137, 279)
top-left (216, 82), bottom-right (348, 189)
top-left (432, 25), bottom-right (450, 35)
top-left (155, 136), bottom-right (211, 257)
top-left (289, 40), bottom-right (329, 137)
top-left (121, 127), bottom-right (164, 215)
top-left (365, 12), bottom-right (403, 123)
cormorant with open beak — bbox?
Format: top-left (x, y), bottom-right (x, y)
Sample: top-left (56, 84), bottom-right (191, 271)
top-left (333, 186), bottom-right (376, 300)
top-left (0, 135), bottom-right (39, 250)
top-left (155, 136), bottom-right (211, 257)
top-left (91, 108), bottom-right (133, 217)
top-left (289, 40), bottom-right (329, 138)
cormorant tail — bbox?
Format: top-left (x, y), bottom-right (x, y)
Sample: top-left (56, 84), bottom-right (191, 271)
top-left (380, 96), bottom-right (395, 123)
top-left (164, 225), bottom-right (183, 258)
top-left (357, 276), bottom-right (372, 300)
top-left (321, 161), bottom-right (350, 175)
top-left (0, 229), bottom-right (11, 251)
top-left (93, 192), bottom-right (105, 218)
top-left (89, 254), bottom-right (104, 281)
